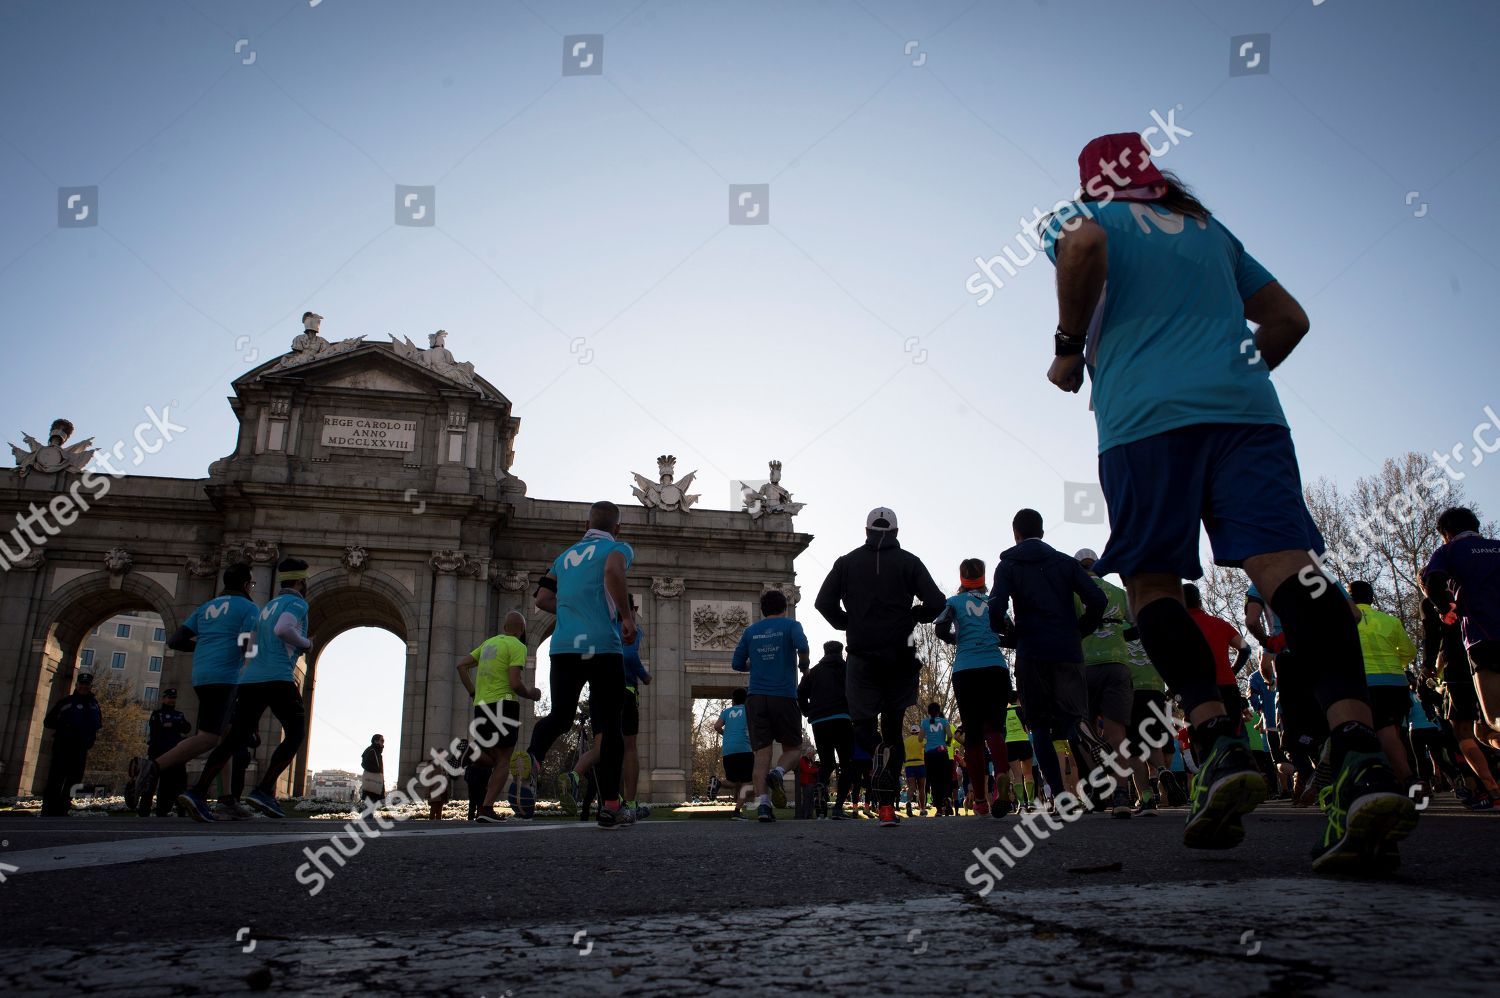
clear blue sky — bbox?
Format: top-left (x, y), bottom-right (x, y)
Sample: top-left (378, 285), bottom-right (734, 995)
top-left (4, 0), bottom-right (1497, 775)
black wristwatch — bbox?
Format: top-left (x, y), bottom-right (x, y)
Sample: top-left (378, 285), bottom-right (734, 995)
top-left (1054, 327), bottom-right (1086, 356)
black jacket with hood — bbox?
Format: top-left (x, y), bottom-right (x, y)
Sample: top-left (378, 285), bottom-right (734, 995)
top-left (798, 650), bottom-right (849, 722)
top-left (989, 537), bottom-right (1106, 663)
top-left (815, 534), bottom-right (946, 655)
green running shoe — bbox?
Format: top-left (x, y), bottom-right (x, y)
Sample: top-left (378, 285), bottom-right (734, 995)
top-left (1183, 737), bottom-right (1266, 850)
top-left (766, 770), bottom-right (787, 810)
top-left (558, 768), bottom-right (580, 817)
top-left (1310, 750), bottom-right (1419, 874)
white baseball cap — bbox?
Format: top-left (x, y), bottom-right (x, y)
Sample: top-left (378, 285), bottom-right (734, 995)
top-left (1074, 548), bottom-right (1099, 563)
top-left (866, 507), bottom-right (898, 531)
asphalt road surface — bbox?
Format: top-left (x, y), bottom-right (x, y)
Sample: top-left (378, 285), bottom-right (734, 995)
top-left (2, 800), bottom-right (1496, 996)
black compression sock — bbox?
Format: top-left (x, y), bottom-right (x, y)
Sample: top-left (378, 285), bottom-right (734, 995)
top-left (1191, 715), bottom-right (1241, 758)
top-left (1136, 597), bottom-right (1221, 713)
top-left (1328, 720), bottom-right (1381, 771)
top-left (1269, 574), bottom-right (1369, 711)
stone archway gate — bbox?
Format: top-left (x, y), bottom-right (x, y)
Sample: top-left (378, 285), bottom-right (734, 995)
top-left (0, 335), bottom-right (811, 800)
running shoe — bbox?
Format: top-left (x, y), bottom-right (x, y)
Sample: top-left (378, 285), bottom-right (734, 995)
top-left (829, 804), bottom-right (848, 820)
top-left (877, 804), bottom-right (898, 827)
top-left (1131, 794), bottom-right (1160, 817)
top-left (517, 779), bottom-right (537, 821)
top-left (475, 807), bottom-right (508, 824)
top-left (244, 788), bottom-right (286, 818)
top-left (1110, 784), bottom-right (1133, 820)
top-left (757, 802), bottom-right (775, 823)
top-left (134, 759), bottom-right (158, 799)
top-left (1183, 738), bottom-right (1266, 850)
top-left (633, 802), bottom-right (651, 821)
top-left (177, 789), bottom-right (216, 823)
top-left (1156, 770), bottom-right (1187, 808)
top-left (972, 797), bottom-right (990, 817)
top-left (1469, 791), bottom-right (1495, 811)
top-left (1311, 750), bottom-right (1419, 874)
top-left (766, 771), bottom-right (787, 810)
top-left (1309, 742), bottom-right (1335, 805)
top-left (596, 803), bottom-right (636, 829)
top-left (213, 800), bottom-right (254, 821)
top-left (559, 769), bottom-right (581, 817)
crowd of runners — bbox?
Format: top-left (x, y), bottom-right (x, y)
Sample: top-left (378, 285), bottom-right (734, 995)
top-left (38, 130), bottom-right (1500, 876)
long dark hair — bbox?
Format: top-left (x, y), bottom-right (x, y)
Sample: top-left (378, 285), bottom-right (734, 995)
top-left (1152, 170), bottom-right (1211, 221)
top-left (1074, 169), bottom-right (1211, 221)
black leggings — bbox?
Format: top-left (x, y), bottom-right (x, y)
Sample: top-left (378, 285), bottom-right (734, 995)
top-left (1410, 727), bottom-right (1458, 782)
top-left (195, 681), bottom-right (305, 797)
top-left (527, 653), bottom-right (625, 802)
top-left (924, 749), bottom-right (952, 810)
top-left (853, 708), bottom-right (905, 807)
top-left (811, 717), bottom-right (855, 806)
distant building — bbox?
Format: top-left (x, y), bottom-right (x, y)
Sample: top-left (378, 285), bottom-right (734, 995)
top-left (76, 610), bottom-right (168, 707)
top-left (311, 769), bottom-right (358, 801)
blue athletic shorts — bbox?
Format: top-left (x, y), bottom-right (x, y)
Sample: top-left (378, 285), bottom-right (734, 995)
top-left (1094, 423), bottom-right (1325, 580)
top-left (904, 765), bottom-right (926, 779)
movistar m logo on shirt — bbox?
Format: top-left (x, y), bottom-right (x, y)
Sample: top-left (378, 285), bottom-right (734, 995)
top-left (562, 544), bottom-right (598, 570)
top-left (203, 600), bottom-right (232, 620)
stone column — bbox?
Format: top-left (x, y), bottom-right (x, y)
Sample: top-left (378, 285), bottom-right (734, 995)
top-left (647, 576), bottom-right (687, 801)
top-left (449, 559), bottom-right (485, 745)
top-left (427, 550), bottom-right (467, 765)
top-left (490, 567), bottom-right (529, 716)
top-left (233, 540), bottom-right (278, 607)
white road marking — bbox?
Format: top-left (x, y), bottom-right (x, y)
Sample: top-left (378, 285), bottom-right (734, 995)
top-left (1, 822), bottom-right (589, 875)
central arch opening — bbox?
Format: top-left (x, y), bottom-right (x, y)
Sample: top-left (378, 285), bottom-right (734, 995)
top-left (298, 579), bottom-right (412, 798)
top-left (305, 627), bottom-right (407, 800)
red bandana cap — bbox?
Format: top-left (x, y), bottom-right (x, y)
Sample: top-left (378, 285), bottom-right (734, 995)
top-left (1078, 132), bottom-right (1165, 194)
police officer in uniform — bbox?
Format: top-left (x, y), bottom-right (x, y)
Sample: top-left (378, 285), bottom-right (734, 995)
top-left (41, 673), bottom-right (103, 817)
top-left (137, 688), bottom-right (192, 817)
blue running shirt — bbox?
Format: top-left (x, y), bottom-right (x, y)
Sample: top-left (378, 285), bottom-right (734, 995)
top-left (1246, 583), bottom-right (1283, 639)
top-left (240, 591), bottom-right (308, 684)
top-left (720, 704), bottom-right (751, 755)
top-left (550, 536), bottom-right (634, 657)
top-left (182, 594), bottom-right (260, 686)
top-left (921, 716), bottom-right (950, 753)
top-left (1042, 199), bottom-right (1283, 452)
top-left (732, 617), bottom-right (809, 698)
top-left (944, 592), bottom-right (1008, 672)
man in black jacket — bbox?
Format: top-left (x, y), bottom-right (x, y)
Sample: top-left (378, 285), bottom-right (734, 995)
top-left (815, 507), bottom-right (946, 827)
top-left (137, 688), bottom-right (192, 817)
top-left (798, 640), bottom-right (856, 820)
top-left (989, 509), bottom-right (1108, 809)
top-left (41, 672), bottom-right (103, 817)
top-left (360, 734), bottom-right (385, 806)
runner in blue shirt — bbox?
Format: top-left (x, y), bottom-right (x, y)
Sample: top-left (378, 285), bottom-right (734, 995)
top-left (920, 703), bottom-right (954, 815)
top-left (714, 689), bottom-right (754, 818)
top-left (1422, 507), bottom-right (1500, 742)
top-left (149, 565), bottom-right (259, 810)
top-left (933, 558), bottom-right (1013, 818)
top-left (732, 589), bottom-right (810, 822)
top-left (181, 558), bottom-right (313, 821)
top-left (1041, 131), bottom-right (1414, 870)
top-left (526, 501), bottom-right (638, 830)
